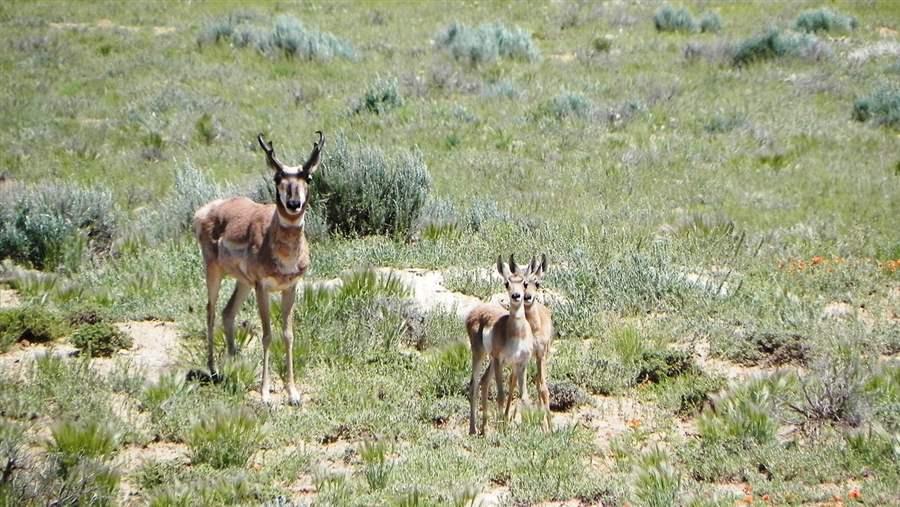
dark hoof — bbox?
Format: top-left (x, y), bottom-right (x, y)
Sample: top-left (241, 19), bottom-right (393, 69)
top-left (186, 369), bottom-right (223, 384)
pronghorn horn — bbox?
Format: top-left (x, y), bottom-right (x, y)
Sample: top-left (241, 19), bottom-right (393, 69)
top-left (541, 253), bottom-right (548, 273)
top-left (258, 134), bottom-right (284, 172)
top-left (303, 130), bottom-right (325, 174)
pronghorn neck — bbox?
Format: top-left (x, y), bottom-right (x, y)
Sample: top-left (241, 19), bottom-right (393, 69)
top-left (506, 304), bottom-right (530, 339)
top-left (274, 204), bottom-right (305, 230)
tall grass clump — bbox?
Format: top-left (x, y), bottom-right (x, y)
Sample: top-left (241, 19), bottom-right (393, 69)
top-left (312, 135), bottom-right (430, 238)
top-left (698, 375), bottom-right (791, 448)
top-left (732, 29), bottom-right (829, 67)
top-left (351, 77), bottom-right (404, 115)
top-left (48, 419), bottom-right (120, 477)
top-left (198, 13), bottom-right (355, 61)
top-left (188, 405), bottom-right (262, 469)
top-left (436, 22), bottom-right (540, 65)
top-left (0, 183), bottom-right (118, 271)
top-left (793, 8), bottom-right (857, 33)
top-left (633, 447), bottom-right (681, 507)
top-left (852, 87), bottom-right (900, 128)
top-left (653, 5), bottom-right (697, 33)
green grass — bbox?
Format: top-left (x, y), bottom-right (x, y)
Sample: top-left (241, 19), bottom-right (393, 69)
top-left (1, 0), bottom-right (900, 504)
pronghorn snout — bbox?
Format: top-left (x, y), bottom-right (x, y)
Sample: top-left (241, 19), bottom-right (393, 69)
top-left (524, 293), bottom-right (534, 304)
top-left (511, 292), bottom-right (522, 302)
top-left (286, 199), bottom-right (304, 212)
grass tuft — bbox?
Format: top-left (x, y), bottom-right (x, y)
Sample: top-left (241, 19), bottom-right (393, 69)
top-left (48, 418), bottom-right (120, 477)
top-left (188, 405), bottom-right (262, 469)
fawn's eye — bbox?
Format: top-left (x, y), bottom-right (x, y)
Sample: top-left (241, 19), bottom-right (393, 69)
top-left (535, 282), bottom-right (541, 289)
top-left (523, 282), bottom-right (528, 288)
top-left (504, 281), bottom-right (509, 289)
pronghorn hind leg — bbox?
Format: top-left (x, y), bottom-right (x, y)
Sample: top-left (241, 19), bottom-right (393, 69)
top-left (255, 282), bottom-right (273, 405)
top-left (480, 360), bottom-right (493, 435)
top-left (469, 351), bottom-right (486, 435)
top-left (222, 281), bottom-right (251, 357)
top-left (204, 266), bottom-right (223, 376)
top-left (281, 285), bottom-right (301, 406)
top-left (536, 352), bottom-right (551, 431)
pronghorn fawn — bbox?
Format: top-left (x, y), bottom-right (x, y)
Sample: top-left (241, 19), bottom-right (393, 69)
top-left (523, 254), bottom-right (554, 430)
top-left (466, 255), bottom-right (535, 435)
top-left (193, 131), bottom-right (323, 405)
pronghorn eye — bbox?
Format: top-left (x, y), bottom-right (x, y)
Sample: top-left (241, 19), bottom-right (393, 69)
top-left (523, 282), bottom-right (528, 288)
top-left (504, 281), bottom-right (509, 289)
top-left (535, 282), bottom-right (541, 289)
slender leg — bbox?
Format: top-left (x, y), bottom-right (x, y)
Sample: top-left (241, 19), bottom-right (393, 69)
top-left (493, 358), bottom-right (505, 412)
top-left (222, 282), bottom-right (251, 357)
top-left (204, 266), bottom-right (223, 375)
top-left (256, 283), bottom-right (273, 404)
top-left (536, 352), bottom-right (551, 431)
top-left (504, 368), bottom-right (517, 420)
top-left (480, 361), bottom-right (493, 435)
top-left (516, 362), bottom-right (529, 419)
top-left (469, 351), bottom-right (486, 435)
top-left (281, 285), bottom-right (301, 406)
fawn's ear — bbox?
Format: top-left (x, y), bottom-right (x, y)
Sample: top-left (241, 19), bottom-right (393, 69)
top-left (497, 255), bottom-right (511, 279)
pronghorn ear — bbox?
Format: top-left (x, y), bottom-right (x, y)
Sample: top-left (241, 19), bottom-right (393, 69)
top-left (258, 134), bottom-right (284, 173)
top-left (497, 255), bottom-right (510, 279)
top-left (302, 131), bottom-right (324, 177)
top-left (509, 254), bottom-right (519, 276)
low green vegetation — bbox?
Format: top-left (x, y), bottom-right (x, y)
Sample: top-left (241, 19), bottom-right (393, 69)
top-left (1, 0), bottom-right (899, 504)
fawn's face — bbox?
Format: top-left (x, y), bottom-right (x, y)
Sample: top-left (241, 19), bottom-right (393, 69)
top-left (258, 132), bottom-right (324, 218)
top-left (497, 255), bottom-right (533, 311)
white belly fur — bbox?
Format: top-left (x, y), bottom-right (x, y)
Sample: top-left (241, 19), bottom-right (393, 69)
top-left (484, 326), bottom-right (532, 365)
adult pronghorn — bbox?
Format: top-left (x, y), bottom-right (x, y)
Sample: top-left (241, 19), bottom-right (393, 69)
top-left (193, 131), bottom-right (323, 405)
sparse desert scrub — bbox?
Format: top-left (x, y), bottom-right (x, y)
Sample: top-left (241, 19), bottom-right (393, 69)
top-left (70, 321), bottom-right (132, 357)
top-left (312, 135), bottom-right (430, 238)
top-left (0, 305), bottom-right (65, 351)
top-left (852, 86), bottom-right (900, 128)
top-left (793, 8), bottom-right (857, 33)
top-left (435, 21), bottom-right (540, 65)
top-left (198, 13), bottom-right (356, 61)
top-left (653, 5), bottom-right (697, 33)
top-left (1, 0), bottom-right (899, 503)
top-left (731, 29), bottom-right (830, 67)
top-left (351, 76), bottom-right (404, 115)
top-left (0, 183), bottom-right (118, 271)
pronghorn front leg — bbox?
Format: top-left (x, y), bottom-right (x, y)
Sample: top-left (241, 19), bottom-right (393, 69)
top-left (256, 282), bottom-right (273, 404)
top-left (281, 285), bottom-right (301, 406)
top-left (204, 266), bottom-right (223, 376)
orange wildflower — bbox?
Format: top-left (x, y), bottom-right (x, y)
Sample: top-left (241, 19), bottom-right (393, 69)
top-left (811, 255), bottom-right (825, 265)
top-left (848, 488), bottom-right (861, 499)
top-left (742, 494), bottom-right (753, 504)
top-left (626, 418), bottom-right (641, 429)
top-left (762, 494), bottom-right (771, 503)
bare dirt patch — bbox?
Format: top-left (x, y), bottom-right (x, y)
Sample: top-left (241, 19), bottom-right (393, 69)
top-left (107, 321), bottom-right (181, 383)
top-left (48, 19), bottom-right (175, 36)
top-left (0, 288), bottom-right (20, 308)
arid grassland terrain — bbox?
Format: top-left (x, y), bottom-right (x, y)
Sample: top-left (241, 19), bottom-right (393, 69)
top-left (1, 0), bottom-right (899, 505)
